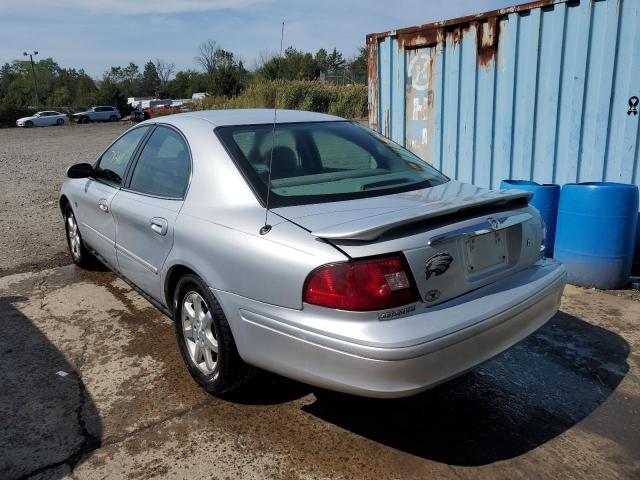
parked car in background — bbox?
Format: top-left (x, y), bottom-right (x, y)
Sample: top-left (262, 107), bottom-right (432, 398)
top-left (146, 104), bottom-right (182, 118)
top-left (73, 106), bottom-right (121, 124)
top-left (59, 109), bottom-right (566, 398)
top-left (16, 111), bottom-right (69, 127)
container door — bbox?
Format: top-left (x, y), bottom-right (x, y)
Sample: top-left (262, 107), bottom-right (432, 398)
top-left (405, 47), bottom-right (436, 164)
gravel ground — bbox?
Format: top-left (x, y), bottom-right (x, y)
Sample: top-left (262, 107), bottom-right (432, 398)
top-left (0, 123), bottom-right (128, 275)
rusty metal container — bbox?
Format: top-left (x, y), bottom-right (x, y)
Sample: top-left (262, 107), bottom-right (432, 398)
top-left (366, 0), bottom-right (640, 191)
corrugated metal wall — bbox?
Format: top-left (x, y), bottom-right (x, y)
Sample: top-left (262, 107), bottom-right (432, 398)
top-left (367, 0), bottom-right (640, 190)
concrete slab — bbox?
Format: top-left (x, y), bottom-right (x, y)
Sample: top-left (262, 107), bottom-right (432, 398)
top-left (0, 265), bottom-right (638, 479)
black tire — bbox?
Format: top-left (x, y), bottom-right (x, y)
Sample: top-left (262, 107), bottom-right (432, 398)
top-left (173, 274), bottom-right (254, 395)
top-left (109, 115), bottom-right (118, 122)
top-left (64, 204), bottom-right (95, 268)
top-left (25, 120), bottom-right (33, 128)
top-left (79, 116), bottom-right (89, 124)
top-left (56, 118), bottom-right (64, 125)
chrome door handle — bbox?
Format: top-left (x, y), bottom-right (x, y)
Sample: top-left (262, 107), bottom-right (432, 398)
top-left (150, 217), bottom-right (168, 236)
top-left (98, 199), bottom-right (109, 212)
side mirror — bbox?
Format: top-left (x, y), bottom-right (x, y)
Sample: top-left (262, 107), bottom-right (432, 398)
top-left (67, 163), bottom-right (94, 179)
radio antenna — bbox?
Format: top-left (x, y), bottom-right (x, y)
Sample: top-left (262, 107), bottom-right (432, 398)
top-left (260, 21), bottom-right (285, 235)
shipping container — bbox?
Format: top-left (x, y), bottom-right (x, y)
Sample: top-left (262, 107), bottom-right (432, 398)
top-left (366, 0), bottom-right (640, 190)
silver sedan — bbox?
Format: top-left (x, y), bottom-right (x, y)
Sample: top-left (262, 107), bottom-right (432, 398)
top-left (59, 109), bottom-right (566, 398)
top-left (17, 110), bottom-right (69, 127)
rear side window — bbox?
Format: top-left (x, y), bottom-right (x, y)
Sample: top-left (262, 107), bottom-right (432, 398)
top-left (94, 126), bottom-right (149, 186)
top-left (128, 126), bottom-right (190, 198)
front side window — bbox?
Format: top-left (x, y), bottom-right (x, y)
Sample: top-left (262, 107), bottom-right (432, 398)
top-left (94, 126), bottom-right (149, 186)
top-left (128, 126), bottom-right (190, 198)
top-left (216, 121), bottom-right (448, 207)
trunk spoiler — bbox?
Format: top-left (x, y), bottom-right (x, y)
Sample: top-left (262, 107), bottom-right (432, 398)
top-left (312, 190), bottom-right (533, 241)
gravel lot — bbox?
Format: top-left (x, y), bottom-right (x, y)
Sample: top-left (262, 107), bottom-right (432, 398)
top-left (0, 123), bottom-right (128, 275)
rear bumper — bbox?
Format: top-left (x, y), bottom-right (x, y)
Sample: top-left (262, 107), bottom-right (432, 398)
top-left (215, 259), bottom-right (566, 398)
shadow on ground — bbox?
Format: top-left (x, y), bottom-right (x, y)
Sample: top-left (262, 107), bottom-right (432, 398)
top-left (0, 296), bottom-right (102, 480)
top-left (303, 311), bottom-right (630, 466)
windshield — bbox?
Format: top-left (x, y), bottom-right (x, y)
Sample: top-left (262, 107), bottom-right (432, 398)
top-left (216, 121), bottom-right (448, 207)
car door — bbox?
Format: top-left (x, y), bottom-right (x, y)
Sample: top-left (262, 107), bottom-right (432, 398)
top-left (74, 126), bottom-right (151, 268)
top-left (50, 112), bottom-right (63, 125)
top-left (45, 112), bottom-right (58, 125)
top-left (111, 125), bottom-right (191, 301)
top-left (33, 113), bottom-right (46, 126)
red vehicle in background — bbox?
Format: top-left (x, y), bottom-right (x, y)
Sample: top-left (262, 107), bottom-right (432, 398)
top-left (131, 101), bottom-right (186, 122)
top-left (146, 104), bottom-right (182, 118)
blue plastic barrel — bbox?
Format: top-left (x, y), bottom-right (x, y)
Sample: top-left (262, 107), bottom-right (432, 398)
top-left (555, 182), bottom-right (639, 289)
top-left (500, 180), bottom-right (560, 257)
top-left (633, 212), bottom-right (640, 276)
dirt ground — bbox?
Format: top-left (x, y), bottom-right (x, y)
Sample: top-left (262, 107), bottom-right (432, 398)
top-left (0, 267), bottom-right (638, 480)
top-left (0, 123), bottom-right (128, 276)
top-left (0, 123), bottom-right (639, 479)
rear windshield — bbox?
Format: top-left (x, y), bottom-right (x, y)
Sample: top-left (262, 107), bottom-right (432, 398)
top-left (216, 121), bottom-right (448, 207)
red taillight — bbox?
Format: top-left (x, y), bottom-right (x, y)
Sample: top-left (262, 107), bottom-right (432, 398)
top-left (303, 256), bottom-right (417, 311)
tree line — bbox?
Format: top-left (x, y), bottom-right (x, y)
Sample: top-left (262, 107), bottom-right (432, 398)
top-left (0, 41), bottom-right (366, 126)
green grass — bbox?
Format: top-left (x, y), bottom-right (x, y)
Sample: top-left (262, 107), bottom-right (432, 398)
top-left (195, 80), bottom-right (367, 119)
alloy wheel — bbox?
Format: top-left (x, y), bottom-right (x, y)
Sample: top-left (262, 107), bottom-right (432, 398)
top-left (66, 213), bottom-right (81, 261)
top-left (181, 291), bottom-right (218, 375)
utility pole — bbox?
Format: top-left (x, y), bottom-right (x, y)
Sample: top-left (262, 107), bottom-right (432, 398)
top-left (23, 50), bottom-right (39, 107)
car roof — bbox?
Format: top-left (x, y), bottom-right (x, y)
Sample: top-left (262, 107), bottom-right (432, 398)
top-left (160, 109), bottom-right (345, 127)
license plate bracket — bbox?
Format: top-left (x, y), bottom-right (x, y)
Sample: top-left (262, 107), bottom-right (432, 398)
top-left (465, 230), bottom-right (507, 273)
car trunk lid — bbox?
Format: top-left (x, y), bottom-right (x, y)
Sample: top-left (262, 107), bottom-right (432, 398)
top-left (273, 181), bottom-right (542, 306)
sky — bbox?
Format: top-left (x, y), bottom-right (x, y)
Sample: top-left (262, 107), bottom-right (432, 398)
top-left (1, 0), bottom-right (517, 78)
